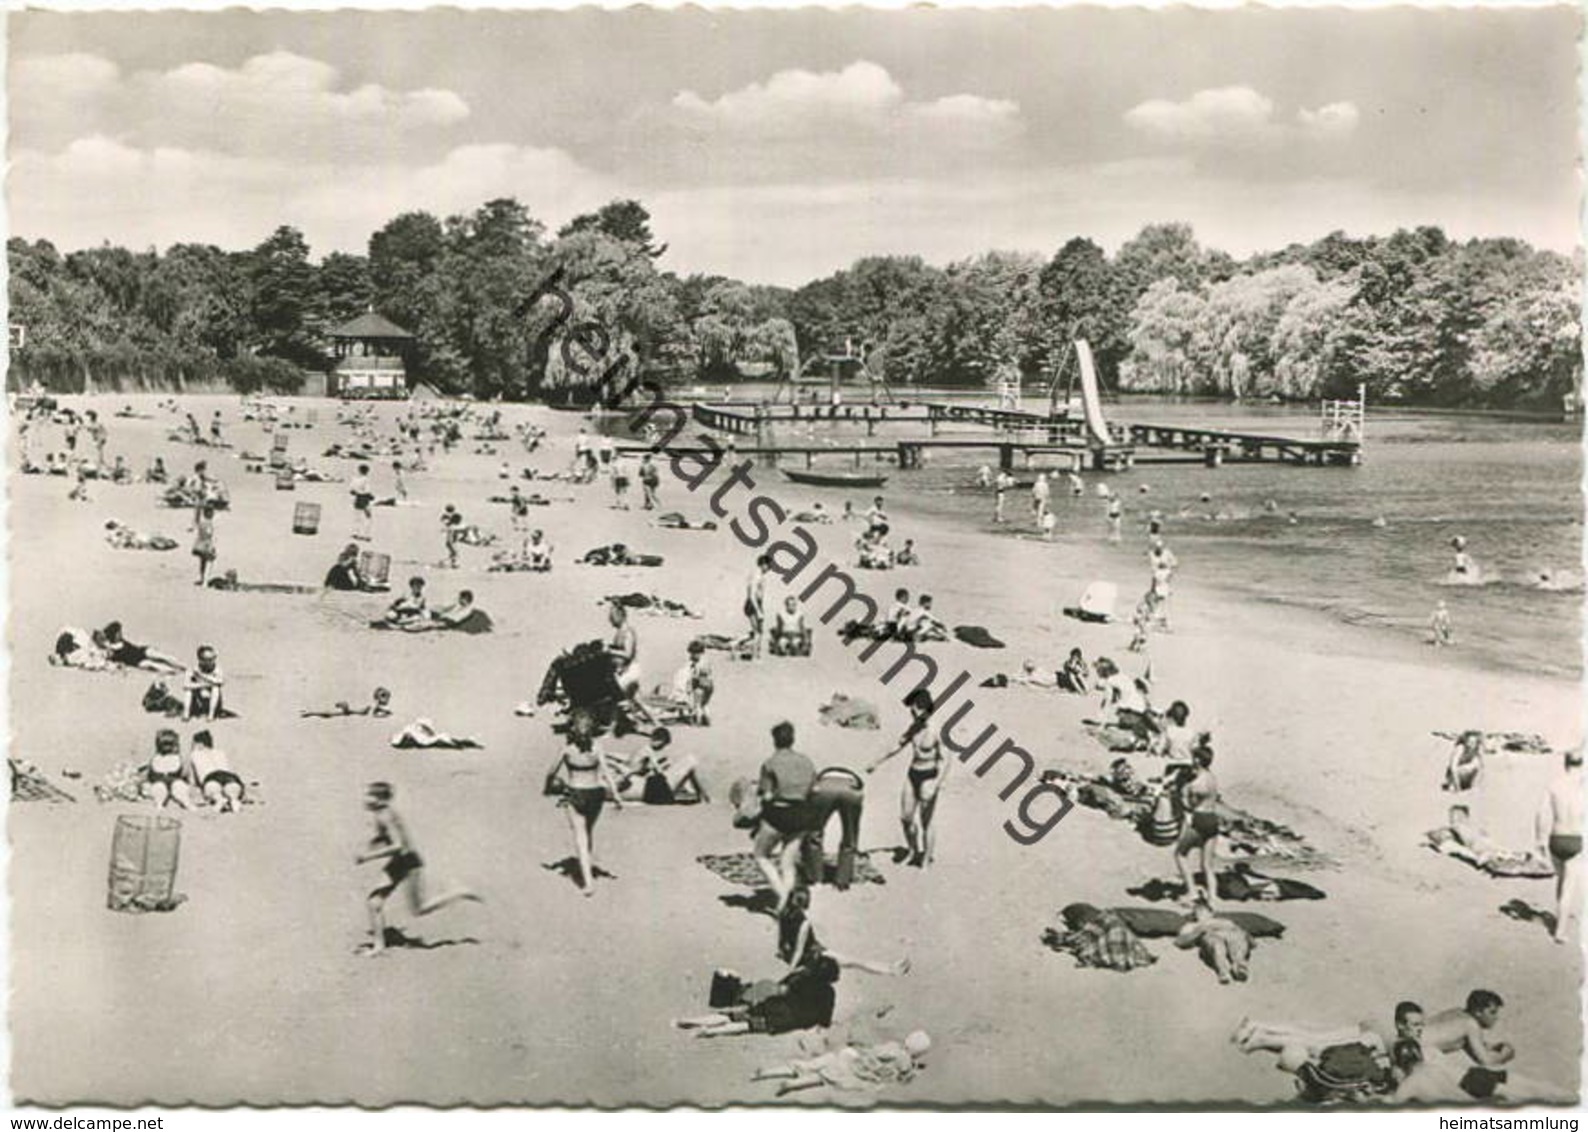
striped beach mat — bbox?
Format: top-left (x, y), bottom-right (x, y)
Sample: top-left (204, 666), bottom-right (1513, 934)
top-left (697, 851), bottom-right (886, 889)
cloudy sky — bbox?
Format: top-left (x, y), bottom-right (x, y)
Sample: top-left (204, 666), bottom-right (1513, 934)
top-left (8, 6), bottom-right (1580, 285)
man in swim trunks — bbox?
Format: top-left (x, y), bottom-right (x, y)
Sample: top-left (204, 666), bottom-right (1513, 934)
top-left (1535, 747), bottom-right (1583, 944)
top-left (755, 721), bottom-right (817, 911)
top-left (743, 555), bottom-right (772, 654)
top-left (356, 781), bottom-right (483, 953)
top-left (1173, 737), bottom-right (1221, 905)
top-left (184, 645), bottom-right (226, 720)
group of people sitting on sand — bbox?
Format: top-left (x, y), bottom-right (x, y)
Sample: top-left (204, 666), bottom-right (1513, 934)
top-left (374, 575), bottom-right (494, 633)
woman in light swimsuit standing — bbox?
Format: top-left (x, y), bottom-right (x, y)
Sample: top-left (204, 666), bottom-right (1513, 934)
top-left (548, 709), bottom-right (623, 897)
top-left (1173, 736), bottom-right (1221, 904)
top-left (867, 689), bottom-right (947, 868)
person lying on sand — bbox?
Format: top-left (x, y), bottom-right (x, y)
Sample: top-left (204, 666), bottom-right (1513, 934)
top-left (104, 520), bottom-right (178, 552)
top-left (186, 729), bottom-right (246, 813)
top-left (50, 627), bottom-right (111, 671)
top-left (752, 1031), bottom-right (931, 1095)
top-left (95, 622), bottom-right (185, 675)
top-left (144, 728), bottom-right (191, 809)
top-left (674, 886), bottom-right (909, 1038)
top-left (1174, 899), bottom-right (1251, 984)
top-left (355, 781), bottom-right (483, 956)
top-left (301, 687), bottom-right (392, 719)
top-left (653, 512), bottom-right (718, 531)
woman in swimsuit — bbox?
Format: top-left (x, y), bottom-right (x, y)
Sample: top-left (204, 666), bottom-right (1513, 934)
top-left (867, 689), bottom-right (947, 868)
top-left (548, 709), bottom-right (623, 897)
top-left (1174, 736), bottom-right (1221, 904)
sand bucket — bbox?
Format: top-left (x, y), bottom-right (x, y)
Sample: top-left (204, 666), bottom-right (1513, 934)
top-left (292, 501), bottom-right (322, 536)
top-left (107, 814), bottom-right (182, 912)
top-left (274, 468), bottom-right (296, 491)
top-left (1141, 792), bottom-right (1182, 846)
top-left (359, 551), bottom-right (392, 588)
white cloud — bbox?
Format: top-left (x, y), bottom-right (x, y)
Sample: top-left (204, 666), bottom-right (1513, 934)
top-left (10, 138), bottom-right (612, 256)
top-left (9, 50), bottom-right (470, 157)
top-left (1125, 86), bottom-right (1360, 150)
top-left (1297, 101), bottom-right (1361, 139)
top-left (1124, 86), bottom-right (1278, 145)
top-left (644, 61), bottom-right (1022, 182)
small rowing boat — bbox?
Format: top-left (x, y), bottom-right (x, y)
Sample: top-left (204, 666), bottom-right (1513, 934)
top-left (782, 468), bottom-right (890, 489)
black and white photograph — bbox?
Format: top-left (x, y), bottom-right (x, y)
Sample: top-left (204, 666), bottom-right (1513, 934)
top-left (4, 1), bottom-right (1584, 1110)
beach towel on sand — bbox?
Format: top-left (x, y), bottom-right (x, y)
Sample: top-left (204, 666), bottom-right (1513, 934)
top-left (1090, 904), bottom-right (1286, 940)
top-left (10, 760), bottom-right (76, 804)
top-left (818, 694), bottom-right (880, 730)
top-left (953, 626), bottom-right (1005, 649)
top-left (390, 720), bottom-right (482, 749)
top-left (1127, 866), bottom-right (1327, 903)
top-left (1042, 906), bottom-right (1155, 971)
top-left (698, 851), bottom-right (886, 889)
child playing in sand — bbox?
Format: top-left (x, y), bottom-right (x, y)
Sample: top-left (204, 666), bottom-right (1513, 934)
top-left (355, 782), bottom-right (483, 955)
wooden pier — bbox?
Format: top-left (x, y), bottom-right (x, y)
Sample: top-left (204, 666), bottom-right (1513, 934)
top-left (679, 401), bottom-right (1361, 471)
top-left (619, 436), bottom-right (1132, 472)
top-left (1124, 422), bottom-right (1361, 467)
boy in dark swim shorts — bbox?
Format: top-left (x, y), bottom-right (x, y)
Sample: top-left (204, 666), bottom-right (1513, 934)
top-left (355, 782), bottom-right (482, 955)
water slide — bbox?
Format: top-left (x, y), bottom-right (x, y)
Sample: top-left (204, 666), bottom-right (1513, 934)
top-left (1072, 340), bottom-right (1113, 447)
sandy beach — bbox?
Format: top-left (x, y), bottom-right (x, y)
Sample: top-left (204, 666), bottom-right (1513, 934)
top-left (8, 393), bottom-right (1581, 1106)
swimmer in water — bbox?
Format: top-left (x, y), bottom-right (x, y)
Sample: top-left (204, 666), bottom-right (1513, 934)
top-left (1449, 536), bottom-right (1478, 582)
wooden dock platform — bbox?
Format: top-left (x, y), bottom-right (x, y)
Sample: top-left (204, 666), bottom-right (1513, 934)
top-left (677, 402), bottom-right (1361, 470)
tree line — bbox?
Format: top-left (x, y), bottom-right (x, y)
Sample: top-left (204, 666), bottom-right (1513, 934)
top-left (8, 199), bottom-right (1580, 409)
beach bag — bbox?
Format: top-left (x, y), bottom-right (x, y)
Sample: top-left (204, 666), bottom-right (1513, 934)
top-left (293, 502), bottom-right (321, 536)
top-left (1141, 791), bottom-right (1183, 845)
top-left (359, 551), bottom-right (392, 589)
top-left (709, 970), bottom-right (745, 1009)
top-left (107, 814), bottom-right (183, 913)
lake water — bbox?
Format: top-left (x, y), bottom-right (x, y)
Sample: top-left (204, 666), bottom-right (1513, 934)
top-left (741, 396), bottom-right (1584, 678)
